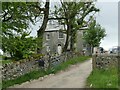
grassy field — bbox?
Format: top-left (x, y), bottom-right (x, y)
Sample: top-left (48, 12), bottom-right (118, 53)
top-left (2, 56), bottom-right (90, 89)
top-left (86, 67), bottom-right (118, 89)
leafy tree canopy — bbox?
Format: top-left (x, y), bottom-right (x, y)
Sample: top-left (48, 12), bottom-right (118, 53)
top-left (2, 31), bottom-right (39, 60)
top-left (52, 1), bottom-right (99, 51)
top-left (1, 2), bottom-right (42, 60)
top-left (2, 2), bottom-right (41, 36)
top-left (83, 19), bottom-right (106, 47)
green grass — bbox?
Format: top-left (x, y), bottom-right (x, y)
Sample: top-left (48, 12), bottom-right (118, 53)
top-left (51, 56), bottom-right (90, 73)
top-left (0, 83), bottom-right (2, 90)
top-left (86, 67), bottom-right (118, 89)
top-left (2, 56), bottom-right (90, 89)
top-left (0, 55), bottom-right (15, 65)
top-left (2, 69), bottom-right (47, 89)
top-left (0, 55), bottom-right (13, 64)
top-left (0, 60), bottom-right (13, 65)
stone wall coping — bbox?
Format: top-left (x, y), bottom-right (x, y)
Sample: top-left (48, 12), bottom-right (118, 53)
top-left (92, 54), bottom-right (119, 57)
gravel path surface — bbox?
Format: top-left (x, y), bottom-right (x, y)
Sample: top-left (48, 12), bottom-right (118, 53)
top-left (11, 59), bottom-right (92, 88)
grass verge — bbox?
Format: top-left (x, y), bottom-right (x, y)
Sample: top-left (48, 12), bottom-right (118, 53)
top-left (86, 66), bottom-right (118, 89)
top-left (2, 56), bottom-right (90, 89)
top-left (50, 56), bottom-right (90, 74)
top-left (2, 70), bottom-right (46, 89)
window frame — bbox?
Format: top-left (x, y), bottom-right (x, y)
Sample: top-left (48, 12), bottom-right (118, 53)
top-left (46, 33), bottom-right (50, 40)
top-left (58, 32), bottom-right (64, 39)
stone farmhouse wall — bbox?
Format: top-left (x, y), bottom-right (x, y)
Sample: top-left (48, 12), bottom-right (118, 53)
top-left (92, 54), bottom-right (119, 69)
top-left (2, 52), bottom-right (78, 81)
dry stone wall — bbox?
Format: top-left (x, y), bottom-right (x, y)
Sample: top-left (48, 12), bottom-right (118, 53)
top-left (2, 58), bottom-right (41, 81)
top-left (92, 54), bottom-right (119, 70)
top-left (2, 52), bottom-right (78, 81)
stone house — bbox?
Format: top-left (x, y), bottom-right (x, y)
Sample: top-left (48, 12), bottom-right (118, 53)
top-left (42, 21), bottom-right (91, 56)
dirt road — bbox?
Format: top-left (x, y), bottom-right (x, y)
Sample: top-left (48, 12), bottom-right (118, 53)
top-left (12, 59), bottom-right (92, 88)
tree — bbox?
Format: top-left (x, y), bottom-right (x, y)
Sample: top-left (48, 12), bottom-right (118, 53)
top-left (2, 2), bottom-right (41, 36)
top-left (2, 31), bottom-right (38, 60)
top-left (53, 1), bottom-right (99, 52)
top-left (82, 20), bottom-right (106, 54)
top-left (1, 2), bottom-right (42, 59)
top-left (37, 0), bottom-right (50, 53)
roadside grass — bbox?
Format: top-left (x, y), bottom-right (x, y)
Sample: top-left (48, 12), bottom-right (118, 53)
top-left (2, 56), bottom-right (90, 89)
top-left (0, 83), bottom-right (2, 90)
top-left (86, 66), bottom-right (118, 89)
top-left (2, 70), bottom-right (46, 89)
top-left (51, 56), bottom-right (90, 73)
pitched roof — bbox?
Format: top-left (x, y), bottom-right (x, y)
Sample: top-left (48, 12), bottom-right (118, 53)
top-left (45, 24), bottom-right (64, 32)
top-left (45, 20), bottom-right (88, 32)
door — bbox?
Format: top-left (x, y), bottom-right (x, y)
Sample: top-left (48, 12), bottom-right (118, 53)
top-left (57, 44), bottom-right (62, 55)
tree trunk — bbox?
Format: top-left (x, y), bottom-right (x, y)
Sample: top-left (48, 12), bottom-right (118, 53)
top-left (63, 19), bottom-right (71, 52)
top-left (70, 29), bottom-right (77, 52)
top-left (90, 45), bottom-right (94, 56)
top-left (70, 37), bottom-right (73, 51)
top-left (37, 1), bottom-right (49, 53)
top-left (70, 34), bottom-right (74, 51)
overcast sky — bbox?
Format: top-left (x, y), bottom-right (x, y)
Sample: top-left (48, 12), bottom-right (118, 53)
top-left (95, 1), bottom-right (119, 50)
top-left (30, 0), bottom-right (119, 50)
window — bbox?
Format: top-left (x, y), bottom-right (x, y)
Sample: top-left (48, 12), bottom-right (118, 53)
top-left (58, 32), bottom-right (64, 39)
top-left (46, 33), bottom-right (50, 40)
